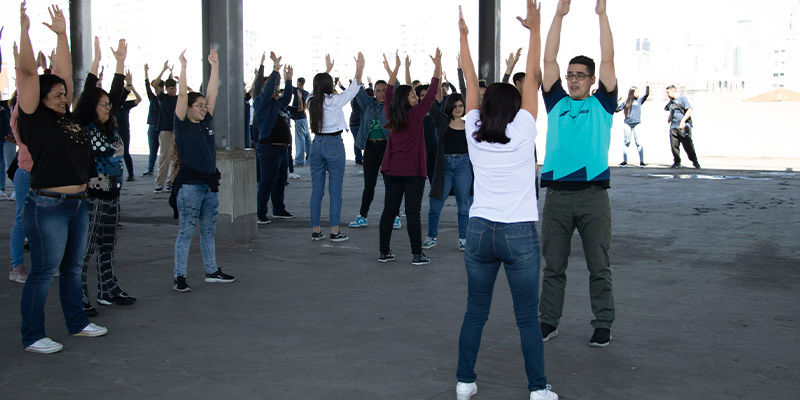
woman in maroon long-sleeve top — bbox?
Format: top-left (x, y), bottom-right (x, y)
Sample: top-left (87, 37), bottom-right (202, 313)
top-left (378, 49), bottom-right (442, 265)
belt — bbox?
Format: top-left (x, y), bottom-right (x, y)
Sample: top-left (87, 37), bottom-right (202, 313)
top-left (269, 143), bottom-right (290, 147)
top-left (367, 138), bottom-right (387, 142)
top-left (315, 130), bottom-right (343, 136)
top-left (32, 189), bottom-right (88, 200)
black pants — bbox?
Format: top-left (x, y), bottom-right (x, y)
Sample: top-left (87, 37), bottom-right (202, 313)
top-left (380, 174), bottom-right (425, 254)
top-left (119, 129), bottom-right (134, 177)
top-left (359, 140), bottom-right (387, 217)
top-left (670, 126), bottom-right (698, 164)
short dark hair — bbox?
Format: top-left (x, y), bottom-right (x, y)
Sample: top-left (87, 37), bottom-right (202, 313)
top-left (297, 77), bottom-right (305, 85)
top-left (472, 82), bottom-right (520, 144)
top-left (375, 80), bottom-right (387, 88)
top-left (568, 55), bottom-right (596, 77)
top-left (411, 80), bottom-right (421, 86)
top-left (513, 72), bottom-right (526, 85)
top-left (666, 85), bottom-right (677, 91)
top-left (478, 79), bottom-right (488, 88)
top-left (165, 78), bottom-right (177, 88)
top-left (443, 93), bottom-right (464, 119)
top-left (414, 84), bottom-right (429, 99)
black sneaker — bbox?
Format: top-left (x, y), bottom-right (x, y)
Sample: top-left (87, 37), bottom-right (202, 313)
top-left (311, 231), bottom-right (325, 241)
top-left (669, 163), bottom-right (681, 169)
top-left (205, 268), bottom-right (236, 283)
top-left (142, 170), bottom-right (153, 176)
top-left (154, 186), bottom-right (163, 193)
top-left (541, 322), bottom-right (559, 342)
top-left (173, 276), bottom-right (192, 292)
top-left (126, 175), bottom-right (135, 182)
top-left (273, 210), bottom-right (295, 219)
top-left (589, 328), bottom-right (612, 347)
top-left (165, 185), bottom-right (173, 192)
top-left (378, 250), bottom-right (396, 262)
top-left (693, 161), bottom-right (701, 169)
top-left (257, 216), bottom-right (271, 225)
top-left (330, 232), bottom-right (349, 242)
top-left (83, 300), bottom-right (98, 317)
top-left (97, 292), bottom-right (137, 306)
top-left (412, 252), bottom-right (431, 265)
top-left (639, 162), bottom-right (646, 168)
top-left (619, 161), bottom-right (627, 167)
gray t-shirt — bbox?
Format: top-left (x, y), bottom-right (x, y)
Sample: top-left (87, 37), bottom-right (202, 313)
top-left (668, 95), bottom-right (692, 129)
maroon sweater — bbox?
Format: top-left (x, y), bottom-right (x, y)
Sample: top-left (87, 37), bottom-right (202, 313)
top-left (380, 77), bottom-right (440, 177)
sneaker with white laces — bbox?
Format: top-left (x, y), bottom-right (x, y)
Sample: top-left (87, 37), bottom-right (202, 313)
top-left (288, 172), bottom-right (301, 179)
top-left (421, 236), bottom-right (437, 249)
top-left (349, 215), bottom-right (368, 228)
top-left (154, 186), bottom-right (163, 193)
top-left (174, 276), bottom-right (192, 292)
top-left (330, 232), bottom-right (349, 242)
top-left (378, 250), bottom-right (396, 262)
top-left (0, 191), bottom-right (8, 201)
top-left (9, 265), bottom-right (29, 283)
top-left (456, 382), bottom-right (478, 400)
top-left (393, 216), bottom-right (402, 229)
top-left (73, 322), bottom-right (108, 337)
top-left (458, 238), bottom-right (467, 251)
top-left (530, 384), bottom-right (558, 400)
top-left (311, 231), bottom-right (325, 241)
top-left (25, 337), bottom-right (63, 354)
top-left (8, 191), bottom-right (16, 201)
top-left (205, 268), bottom-right (236, 283)
top-left (412, 252), bottom-right (431, 265)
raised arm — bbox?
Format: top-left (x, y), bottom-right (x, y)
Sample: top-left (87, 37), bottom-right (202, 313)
top-left (206, 49), bottom-right (220, 115)
top-left (18, 2), bottom-right (39, 114)
top-left (108, 39), bottom-right (127, 112)
top-left (596, 0), bottom-right (616, 90)
top-left (353, 52), bottom-right (365, 85)
top-left (151, 60), bottom-right (169, 92)
top-left (143, 64), bottom-right (158, 99)
top-left (386, 51), bottom-right (401, 86)
top-left (278, 64), bottom-right (293, 108)
top-left (543, 0), bottom-right (570, 92)
top-left (126, 71), bottom-right (142, 106)
top-left (503, 47), bottom-right (522, 82)
top-left (518, 0), bottom-right (542, 118)
top-left (458, 7), bottom-right (480, 114)
top-left (43, 4), bottom-right (72, 102)
top-left (404, 55), bottom-right (412, 85)
top-left (175, 50), bottom-right (188, 121)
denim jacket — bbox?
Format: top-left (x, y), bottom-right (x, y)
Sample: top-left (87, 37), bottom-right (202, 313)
top-left (354, 81), bottom-right (399, 150)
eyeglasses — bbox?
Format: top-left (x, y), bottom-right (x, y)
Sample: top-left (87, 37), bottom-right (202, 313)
top-left (98, 102), bottom-right (113, 109)
top-left (193, 103), bottom-right (208, 110)
top-left (565, 73), bottom-right (590, 81)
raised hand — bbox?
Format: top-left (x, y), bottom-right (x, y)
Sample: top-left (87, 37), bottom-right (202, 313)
top-left (556, 0), bottom-right (571, 16)
top-left (595, 0), bottom-right (606, 15)
top-left (404, 55), bottom-right (411, 68)
top-left (355, 52), bottom-right (365, 70)
top-left (284, 64), bottom-right (293, 81)
top-left (517, 0), bottom-right (541, 30)
top-left (382, 53), bottom-right (391, 73)
top-left (429, 48), bottom-right (442, 66)
top-left (125, 69), bottom-right (133, 85)
top-left (270, 51), bottom-right (282, 71)
top-left (456, 52), bottom-right (462, 68)
top-left (458, 5), bottom-right (469, 36)
top-left (260, 51), bottom-right (266, 66)
top-left (394, 50), bottom-right (401, 69)
top-left (325, 54), bottom-right (334, 73)
top-left (13, 41), bottom-right (19, 67)
top-left (179, 50), bottom-right (187, 67)
top-left (20, 2), bottom-right (30, 33)
top-left (37, 51), bottom-right (47, 69)
top-left (92, 36), bottom-right (101, 62)
top-left (162, 60), bottom-right (169, 72)
top-left (208, 48), bottom-right (219, 67)
top-left (42, 4), bottom-right (66, 35)
top-left (111, 38), bottom-right (127, 61)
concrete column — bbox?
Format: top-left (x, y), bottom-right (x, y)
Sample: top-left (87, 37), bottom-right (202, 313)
top-left (201, 0), bottom-right (257, 242)
top-left (478, 0), bottom-right (501, 83)
top-left (69, 0), bottom-right (92, 100)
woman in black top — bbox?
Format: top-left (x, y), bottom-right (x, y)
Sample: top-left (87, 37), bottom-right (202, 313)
top-left (423, 92), bottom-right (473, 252)
top-left (76, 37), bottom-right (137, 316)
top-left (16, 2), bottom-right (107, 354)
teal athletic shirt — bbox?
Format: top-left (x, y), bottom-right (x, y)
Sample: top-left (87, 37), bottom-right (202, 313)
top-left (541, 78), bottom-right (617, 189)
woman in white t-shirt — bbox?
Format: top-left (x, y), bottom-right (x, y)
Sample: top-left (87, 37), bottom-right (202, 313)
top-left (454, 3), bottom-right (558, 400)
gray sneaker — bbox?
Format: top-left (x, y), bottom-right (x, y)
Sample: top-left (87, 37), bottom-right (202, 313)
top-left (9, 265), bottom-right (29, 283)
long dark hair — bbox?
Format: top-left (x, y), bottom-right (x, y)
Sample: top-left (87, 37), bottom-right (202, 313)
top-left (624, 87), bottom-right (636, 118)
top-left (443, 93), bottom-right (464, 120)
top-left (309, 72), bottom-right (334, 133)
top-left (472, 83), bottom-right (520, 144)
top-left (385, 84), bottom-right (414, 132)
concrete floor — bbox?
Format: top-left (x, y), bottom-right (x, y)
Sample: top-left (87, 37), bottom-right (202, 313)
top-left (1, 155), bottom-right (798, 400)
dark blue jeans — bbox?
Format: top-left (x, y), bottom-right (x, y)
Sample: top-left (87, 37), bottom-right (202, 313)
top-left (256, 144), bottom-right (289, 218)
top-left (147, 124), bottom-right (160, 172)
top-left (20, 191), bottom-right (91, 347)
top-left (350, 125), bottom-right (362, 163)
top-left (457, 217), bottom-right (548, 391)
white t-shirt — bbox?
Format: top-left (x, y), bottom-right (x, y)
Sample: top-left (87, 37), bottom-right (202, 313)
top-left (465, 109), bottom-right (539, 223)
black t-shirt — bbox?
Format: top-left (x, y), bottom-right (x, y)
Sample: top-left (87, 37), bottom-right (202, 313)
top-left (157, 93), bottom-right (178, 131)
top-left (264, 112), bottom-right (292, 145)
top-left (442, 127), bottom-right (468, 154)
top-left (0, 100), bottom-right (11, 138)
top-left (114, 100), bottom-right (137, 134)
top-left (18, 104), bottom-right (97, 189)
top-left (174, 112), bottom-right (216, 175)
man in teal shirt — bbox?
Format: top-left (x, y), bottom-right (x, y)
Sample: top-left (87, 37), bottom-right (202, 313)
top-left (539, 0), bottom-right (617, 348)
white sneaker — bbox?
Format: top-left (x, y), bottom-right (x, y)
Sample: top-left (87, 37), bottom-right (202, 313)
top-left (73, 322), bottom-right (108, 337)
top-left (25, 337), bottom-right (63, 354)
top-left (289, 172), bottom-right (301, 179)
top-left (456, 382), bottom-right (477, 400)
top-left (530, 385), bottom-right (558, 400)
top-left (8, 191), bottom-right (16, 201)
top-left (0, 191), bottom-right (8, 201)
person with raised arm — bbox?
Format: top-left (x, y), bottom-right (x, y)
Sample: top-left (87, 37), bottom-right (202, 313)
top-left (538, 0), bottom-right (618, 349)
top-left (455, 2), bottom-right (558, 399)
top-left (168, 49), bottom-right (234, 292)
top-left (615, 83), bottom-right (649, 167)
top-left (377, 49), bottom-right (441, 265)
top-left (116, 69), bottom-right (143, 181)
top-left (151, 60), bottom-right (178, 193)
top-left (252, 52), bottom-right (296, 224)
top-left (141, 63), bottom-right (163, 176)
top-left (76, 37), bottom-right (137, 316)
top-left (17, 1), bottom-right (108, 354)
top-left (307, 53), bottom-right (364, 242)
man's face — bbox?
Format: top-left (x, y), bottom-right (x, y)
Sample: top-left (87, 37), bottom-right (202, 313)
top-left (166, 85), bottom-right (177, 96)
top-left (514, 77), bottom-right (525, 92)
top-left (666, 88), bottom-right (677, 99)
top-left (565, 64), bottom-right (595, 100)
top-left (272, 83), bottom-right (281, 100)
top-left (375, 83), bottom-right (387, 103)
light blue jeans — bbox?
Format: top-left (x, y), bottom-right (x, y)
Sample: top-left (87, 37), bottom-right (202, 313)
top-left (0, 141), bottom-right (16, 191)
top-left (309, 134), bottom-right (345, 228)
top-left (294, 119), bottom-right (311, 165)
top-left (11, 168), bottom-right (31, 267)
top-left (174, 184), bottom-right (219, 278)
top-left (427, 153), bottom-right (473, 240)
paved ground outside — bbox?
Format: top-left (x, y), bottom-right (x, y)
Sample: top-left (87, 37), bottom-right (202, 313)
top-left (1, 155), bottom-right (798, 400)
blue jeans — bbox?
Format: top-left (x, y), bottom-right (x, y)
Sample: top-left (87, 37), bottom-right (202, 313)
top-left (11, 168), bottom-right (31, 267)
top-left (309, 134), bottom-right (345, 227)
top-left (20, 191), bottom-right (91, 347)
top-left (147, 124), bottom-right (160, 172)
top-left (350, 125), bottom-right (362, 163)
top-left (256, 144), bottom-right (289, 218)
top-left (174, 184), bottom-right (219, 278)
top-left (457, 217), bottom-right (548, 391)
top-left (428, 153), bottom-right (473, 240)
top-left (0, 141), bottom-right (16, 191)
top-left (294, 119), bottom-right (311, 165)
